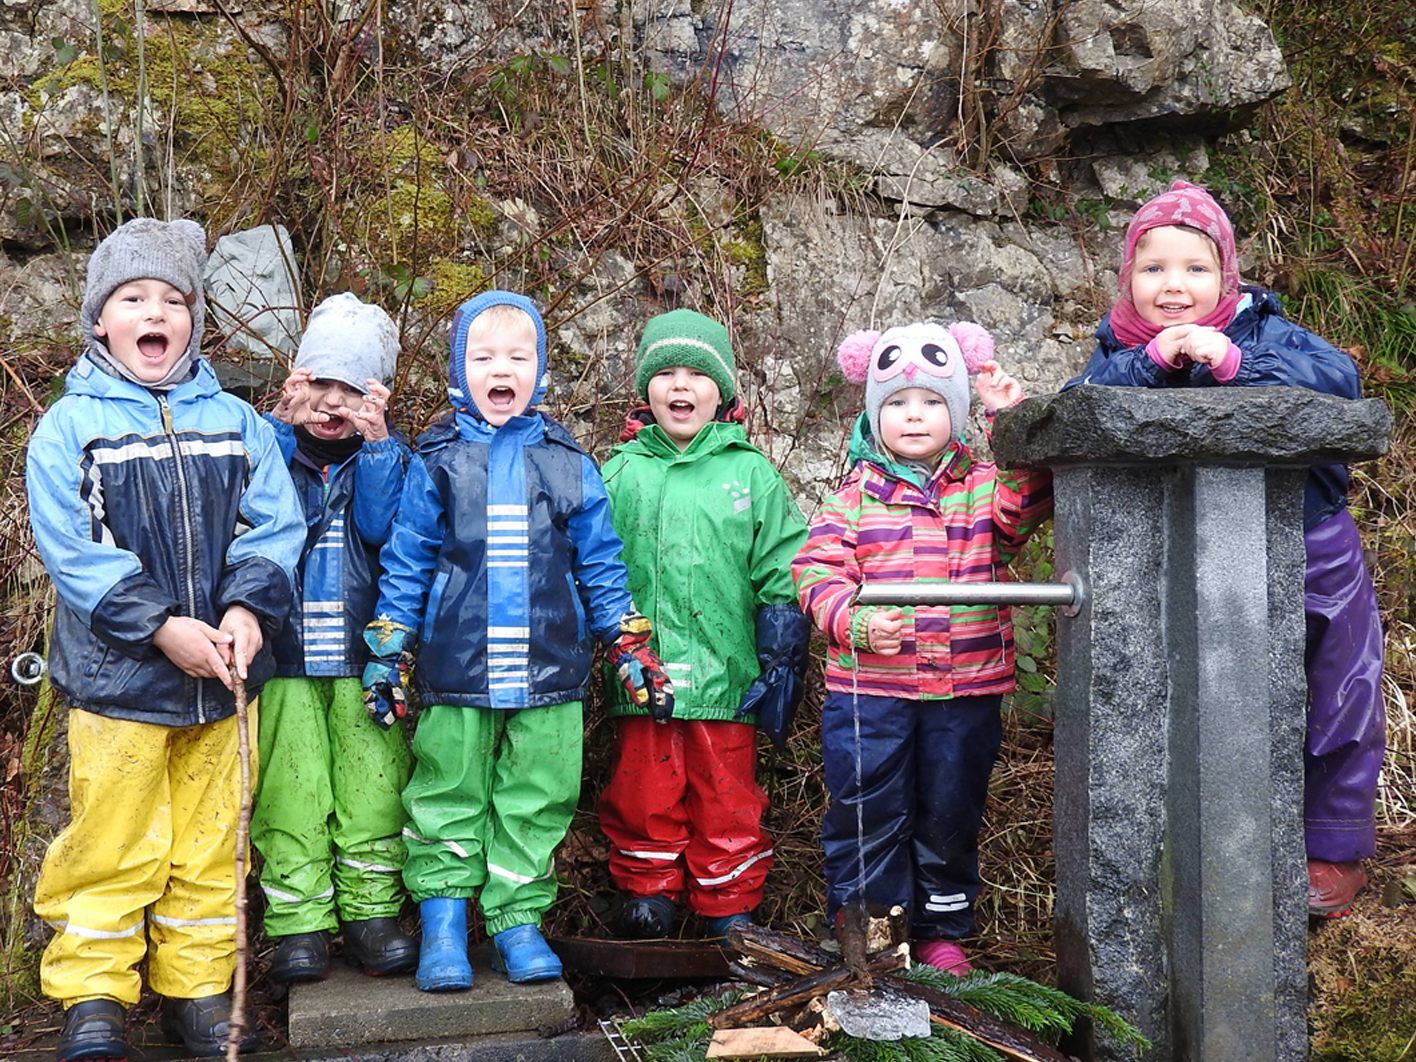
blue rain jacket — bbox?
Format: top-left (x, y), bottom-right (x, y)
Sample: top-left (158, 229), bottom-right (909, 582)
top-left (26, 354), bottom-right (304, 725)
top-left (1065, 287), bottom-right (1362, 530)
top-left (266, 416), bottom-right (410, 677)
top-left (373, 408), bottom-right (634, 710)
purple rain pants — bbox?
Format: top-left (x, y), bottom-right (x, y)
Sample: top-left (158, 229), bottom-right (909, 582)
top-left (1304, 508), bottom-right (1386, 862)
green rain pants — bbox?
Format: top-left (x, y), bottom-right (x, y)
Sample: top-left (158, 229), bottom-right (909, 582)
top-left (251, 676), bottom-right (412, 936)
top-left (402, 702), bottom-right (582, 936)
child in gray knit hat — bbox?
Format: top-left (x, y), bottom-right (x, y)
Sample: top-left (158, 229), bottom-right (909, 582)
top-left (253, 292), bottom-right (417, 987)
top-left (27, 217), bottom-right (304, 1058)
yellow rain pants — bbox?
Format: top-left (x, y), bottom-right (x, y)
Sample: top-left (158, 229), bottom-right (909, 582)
top-left (34, 706), bottom-right (257, 1006)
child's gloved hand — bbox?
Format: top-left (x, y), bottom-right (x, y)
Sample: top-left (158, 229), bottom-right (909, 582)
top-left (362, 618), bottom-right (416, 730)
top-left (611, 611), bottom-right (675, 722)
top-left (735, 603), bottom-right (812, 750)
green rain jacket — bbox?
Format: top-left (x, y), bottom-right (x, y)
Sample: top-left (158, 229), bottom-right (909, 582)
top-left (602, 420), bottom-right (807, 722)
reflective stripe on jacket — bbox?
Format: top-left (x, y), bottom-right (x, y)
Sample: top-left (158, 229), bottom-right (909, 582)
top-left (373, 410), bottom-right (634, 709)
top-left (267, 417), bottom-right (410, 677)
top-left (27, 354), bottom-right (303, 725)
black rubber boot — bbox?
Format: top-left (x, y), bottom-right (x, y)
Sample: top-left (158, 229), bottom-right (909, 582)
top-left (159, 994), bottom-right (259, 1057)
top-left (342, 917), bottom-right (418, 976)
top-left (617, 894), bottom-right (677, 939)
top-left (268, 929), bottom-right (332, 984)
top-left (56, 999), bottom-right (127, 1062)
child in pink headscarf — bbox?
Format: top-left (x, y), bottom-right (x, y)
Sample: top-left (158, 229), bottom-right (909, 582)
top-left (1065, 180), bottom-right (1387, 918)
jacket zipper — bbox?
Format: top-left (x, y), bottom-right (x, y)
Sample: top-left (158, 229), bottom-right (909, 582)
top-left (160, 395), bottom-right (205, 723)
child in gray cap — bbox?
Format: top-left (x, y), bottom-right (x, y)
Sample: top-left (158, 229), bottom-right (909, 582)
top-left (27, 217), bottom-right (303, 1060)
top-left (250, 292), bottom-right (418, 986)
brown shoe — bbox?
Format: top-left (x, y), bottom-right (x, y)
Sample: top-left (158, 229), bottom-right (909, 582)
top-left (1307, 859), bottom-right (1367, 918)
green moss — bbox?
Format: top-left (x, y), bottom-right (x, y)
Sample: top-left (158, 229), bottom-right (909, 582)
top-left (720, 216), bottom-right (768, 297)
top-left (462, 193), bottom-right (498, 234)
top-left (1, 679), bottom-right (61, 1008)
top-left (368, 125), bottom-right (443, 174)
top-left (416, 258), bottom-right (488, 319)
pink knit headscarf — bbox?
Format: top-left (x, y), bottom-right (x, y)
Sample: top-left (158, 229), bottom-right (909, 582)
top-left (1109, 180), bottom-right (1242, 348)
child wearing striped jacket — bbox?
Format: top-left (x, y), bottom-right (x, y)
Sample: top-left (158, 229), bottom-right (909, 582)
top-left (793, 320), bottom-right (1052, 975)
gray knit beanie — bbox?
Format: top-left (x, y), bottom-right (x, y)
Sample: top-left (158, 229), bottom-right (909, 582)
top-left (81, 218), bottom-right (208, 363)
top-left (294, 292), bottom-right (400, 392)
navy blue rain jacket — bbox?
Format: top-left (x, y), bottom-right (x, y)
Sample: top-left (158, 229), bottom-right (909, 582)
top-left (267, 417), bottom-right (410, 677)
top-left (373, 409), bottom-right (635, 710)
top-left (1064, 287), bottom-right (1361, 530)
top-left (27, 355), bottom-right (304, 725)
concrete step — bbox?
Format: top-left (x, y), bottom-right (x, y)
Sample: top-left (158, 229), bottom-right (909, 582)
top-left (287, 946), bottom-right (575, 1047)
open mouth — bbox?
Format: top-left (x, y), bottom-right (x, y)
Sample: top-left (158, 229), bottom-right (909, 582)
top-left (488, 385), bottom-right (517, 406)
top-left (667, 400), bottom-right (696, 417)
top-left (1157, 303), bottom-right (1192, 315)
top-left (309, 412), bottom-right (349, 437)
top-left (137, 332), bottom-right (170, 361)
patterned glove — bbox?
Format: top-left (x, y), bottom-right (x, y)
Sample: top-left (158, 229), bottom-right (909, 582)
top-left (610, 611), bottom-right (675, 722)
top-left (362, 618), bottom-right (415, 730)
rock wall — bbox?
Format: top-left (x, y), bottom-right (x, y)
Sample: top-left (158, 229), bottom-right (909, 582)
top-left (0, 0), bottom-right (1294, 986)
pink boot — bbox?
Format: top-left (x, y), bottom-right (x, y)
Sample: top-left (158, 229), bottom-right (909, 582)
top-left (913, 939), bottom-right (974, 976)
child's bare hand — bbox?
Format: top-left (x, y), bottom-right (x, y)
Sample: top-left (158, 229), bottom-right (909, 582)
top-left (351, 380), bottom-right (391, 441)
top-left (220, 605), bottom-right (264, 683)
top-left (1152, 325), bottom-right (1194, 368)
top-left (1183, 327), bottom-right (1231, 367)
top-left (867, 608), bottom-right (905, 656)
top-left (273, 368), bottom-right (316, 425)
top-left (154, 616), bottom-right (232, 683)
top-left (974, 360), bottom-right (1024, 412)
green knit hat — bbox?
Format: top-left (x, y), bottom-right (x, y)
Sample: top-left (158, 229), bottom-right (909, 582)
top-left (634, 308), bottom-right (736, 401)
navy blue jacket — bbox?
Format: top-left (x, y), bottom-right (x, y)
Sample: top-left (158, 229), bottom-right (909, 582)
top-left (27, 355), bottom-right (304, 725)
top-left (373, 409), bottom-right (635, 709)
top-left (267, 417), bottom-right (410, 678)
top-left (1064, 288), bottom-right (1362, 530)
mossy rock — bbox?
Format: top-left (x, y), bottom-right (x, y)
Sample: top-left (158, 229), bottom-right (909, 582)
top-left (1309, 907), bottom-right (1416, 1060)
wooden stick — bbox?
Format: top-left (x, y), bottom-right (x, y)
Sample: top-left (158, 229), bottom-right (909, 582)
top-left (227, 670), bottom-right (251, 1062)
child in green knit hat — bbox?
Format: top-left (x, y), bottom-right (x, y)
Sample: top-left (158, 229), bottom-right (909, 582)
top-left (598, 308), bottom-right (811, 939)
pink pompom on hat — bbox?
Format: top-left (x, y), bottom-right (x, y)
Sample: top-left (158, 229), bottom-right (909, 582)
top-left (836, 319), bottom-right (994, 444)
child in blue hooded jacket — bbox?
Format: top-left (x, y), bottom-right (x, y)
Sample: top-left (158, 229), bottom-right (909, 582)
top-left (362, 291), bottom-right (672, 990)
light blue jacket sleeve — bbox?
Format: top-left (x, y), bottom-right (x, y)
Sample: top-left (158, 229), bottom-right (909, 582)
top-left (217, 409), bottom-right (304, 627)
top-left (372, 454), bottom-right (445, 634)
top-left (26, 406), bottom-right (177, 650)
top-left (567, 454), bottom-right (634, 642)
top-left (263, 412), bottom-right (298, 464)
top-left (352, 436), bottom-right (410, 547)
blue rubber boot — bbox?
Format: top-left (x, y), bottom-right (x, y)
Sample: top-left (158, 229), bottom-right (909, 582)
top-left (415, 898), bottom-right (472, 992)
top-left (491, 924), bottom-right (563, 984)
top-left (701, 912), bottom-right (754, 940)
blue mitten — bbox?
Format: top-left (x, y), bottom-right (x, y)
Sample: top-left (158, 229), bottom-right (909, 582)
top-left (735, 603), bottom-right (812, 750)
top-left (362, 618), bottom-right (415, 729)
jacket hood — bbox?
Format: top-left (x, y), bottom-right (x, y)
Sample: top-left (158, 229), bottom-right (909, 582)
top-left (446, 290), bottom-right (548, 417)
top-left (66, 350), bottom-right (223, 404)
top-left (614, 418), bottom-right (751, 461)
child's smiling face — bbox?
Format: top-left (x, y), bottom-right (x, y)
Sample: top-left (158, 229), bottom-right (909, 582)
top-left (464, 313), bottom-right (538, 426)
top-left (1129, 224), bottom-right (1223, 327)
top-left (878, 386), bottom-right (953, 464)
top-left (94, 279), bottom-right (194, 383)
top-left (646, 366), bottom-right (721, 448)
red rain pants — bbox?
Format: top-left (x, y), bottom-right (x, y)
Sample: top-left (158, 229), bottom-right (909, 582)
top-left (599, 717), bottom-right (772, 917)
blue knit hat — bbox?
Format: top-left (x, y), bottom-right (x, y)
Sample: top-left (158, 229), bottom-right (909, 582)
top-left (446, 291), bottom-right (548, 415)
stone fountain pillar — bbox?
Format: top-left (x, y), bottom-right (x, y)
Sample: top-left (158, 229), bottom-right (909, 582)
top-left (992, 385), bottom-right (1390, 1062)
